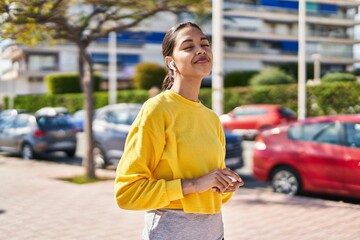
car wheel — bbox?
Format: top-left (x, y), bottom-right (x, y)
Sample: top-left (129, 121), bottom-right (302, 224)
top-left (21, 143), bottom-right (34, 160)
top-left (65, 149), bottom-right (76, 157)
top-left (93, 145), bottom-right (107, 169)
top-left (271, 167), bottom-right (301, 196)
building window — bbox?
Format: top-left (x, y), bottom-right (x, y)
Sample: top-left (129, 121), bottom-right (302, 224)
top-left (28, 53), bottom-right (58, 71)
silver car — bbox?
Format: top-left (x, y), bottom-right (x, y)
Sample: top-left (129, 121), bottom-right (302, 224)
top-left (92, 103), bottom-right (142, 168)
top-left (0, 112), bottom-right (77, 159)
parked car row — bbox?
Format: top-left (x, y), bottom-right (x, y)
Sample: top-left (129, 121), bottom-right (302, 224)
top-left (0, 105), bottom-right (245, 172)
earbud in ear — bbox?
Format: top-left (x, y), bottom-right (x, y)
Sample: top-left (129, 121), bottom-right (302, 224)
top-left (169, 61), bottom-right (176, 72)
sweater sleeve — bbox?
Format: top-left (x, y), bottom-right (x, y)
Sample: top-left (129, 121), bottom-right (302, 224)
top-left (114, 107), bottom-right (184, 211)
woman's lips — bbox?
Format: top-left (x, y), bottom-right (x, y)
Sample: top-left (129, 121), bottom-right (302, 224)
top-left (194, 56), bottom-right (210, 64)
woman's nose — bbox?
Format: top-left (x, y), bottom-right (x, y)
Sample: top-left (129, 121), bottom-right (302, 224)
top-left (196, 47), bottom-right (206, 55)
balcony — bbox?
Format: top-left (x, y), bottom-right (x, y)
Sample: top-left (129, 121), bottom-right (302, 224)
top-left (224, 29), bottom-right (360, 44)
top-left (224, 45), bottom-right (358, 64)
top-left (224, 3), bottom-right (360, 26)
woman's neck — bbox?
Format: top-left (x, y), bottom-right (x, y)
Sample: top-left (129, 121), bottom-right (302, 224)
top-left (170, 80), bottom-right (201, 102)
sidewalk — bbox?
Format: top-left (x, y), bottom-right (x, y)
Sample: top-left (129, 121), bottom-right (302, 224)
top-left (0, 155), bottom-right (359, 240)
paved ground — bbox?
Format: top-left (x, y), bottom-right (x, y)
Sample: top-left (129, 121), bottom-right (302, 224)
top-left (1, 155), bottom-right (359, 240)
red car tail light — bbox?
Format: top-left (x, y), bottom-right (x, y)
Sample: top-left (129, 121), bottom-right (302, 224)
top-left (34, 129), bottom-right (46, 138)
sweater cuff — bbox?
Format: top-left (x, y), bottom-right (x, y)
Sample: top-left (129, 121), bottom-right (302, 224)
top-left (166, 179), bottom-right (184, 201)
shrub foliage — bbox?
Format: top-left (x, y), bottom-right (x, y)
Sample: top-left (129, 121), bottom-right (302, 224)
top-left (224, 71), bottom-right (258, 87)
top-left (132, 62), bottom-right (166, 89)
top-left (321, 72), bottom-right (356, 83)
top-left (45, 73), bottom-right (101, 94)
top-left (250, 67), bottom-right (296, 86)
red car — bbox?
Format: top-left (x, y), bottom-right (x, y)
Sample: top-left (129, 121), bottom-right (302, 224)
top-left (220, 104), bottom-right (296, 139)
top-left (252, 115), bottom-right (360, 199)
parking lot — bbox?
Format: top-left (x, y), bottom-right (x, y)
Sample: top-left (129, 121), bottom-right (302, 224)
top-left (1, 153), bottom-right (360, 240)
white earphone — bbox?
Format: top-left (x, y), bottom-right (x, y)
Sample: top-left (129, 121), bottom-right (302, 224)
top-left (169, 61), bottom-right (176, 72)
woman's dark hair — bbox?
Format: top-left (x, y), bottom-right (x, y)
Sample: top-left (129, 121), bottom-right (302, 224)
top-left (161, 22), bottom-right (203, 90)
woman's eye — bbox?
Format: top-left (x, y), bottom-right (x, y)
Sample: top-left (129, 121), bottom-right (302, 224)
top-left (184, 46), bottom-right (193, 50)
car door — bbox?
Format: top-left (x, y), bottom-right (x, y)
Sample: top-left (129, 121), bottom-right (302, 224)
top-left (343, 122), bottom-right (360, 195)
top-left (296, 121), bottom-right (346, 192)
top-left (11, 115), bottom-right (32, 152)
top-left (0, 117), bottom-right (16, 151)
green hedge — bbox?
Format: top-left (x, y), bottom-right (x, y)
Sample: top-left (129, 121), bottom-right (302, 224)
top-left (321, 72), bottom-right (356, 83)
top-left (45, 73), bottom-right (102, 94)
top-left (224, 71), bottom-right (258, 87)
top-left (3, 82), bottom-right (360, 117)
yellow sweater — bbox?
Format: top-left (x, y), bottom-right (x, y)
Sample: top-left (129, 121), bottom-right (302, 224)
top-left (114, 90), bottom-right (233, 214)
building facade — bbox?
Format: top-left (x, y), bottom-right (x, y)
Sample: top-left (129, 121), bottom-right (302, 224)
top-left (218, 0), bottom-right (360, 73)
top-left (1, 0), bottom-right (360, 103)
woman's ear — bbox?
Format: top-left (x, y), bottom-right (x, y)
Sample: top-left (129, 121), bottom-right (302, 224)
top-left (165, 56), bottom-right (176, 71)
top-left (165, 56), bottom-right (172, 68)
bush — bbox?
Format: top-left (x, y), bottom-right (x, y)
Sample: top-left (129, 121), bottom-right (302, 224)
top-left (321, 72), bottom-right (357, 83)
top-left (250, 67), bottom-right (295, 86)
top-left (132, 62), bottom-right (166, 89)
top-left (277, 62), bottom-right (314, 81)
top-left (45, 73), bottom-right (102, 94)
top-left (224, 71), bottom-right (258, 87)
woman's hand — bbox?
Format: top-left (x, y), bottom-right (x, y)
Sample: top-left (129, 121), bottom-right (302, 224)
top-left (212, 168), bottom-right (244, 193)
top-left (182, 168), bottom-right (244, 195)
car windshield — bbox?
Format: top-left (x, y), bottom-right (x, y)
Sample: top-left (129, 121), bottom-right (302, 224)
top-left (37, 115), bottom-right (73, 129)
top-left (106, 108), bottom-right (139, 125)
top-left (234, 108), bottom-right (268, 117)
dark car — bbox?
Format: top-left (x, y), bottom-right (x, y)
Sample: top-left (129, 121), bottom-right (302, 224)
top-left (0, 110), bottom-right (77, 159)
top-left (252, 114), bottom-right (360, 199)
top-left (220, 104), bottom-right (296, 139)
top-left (92, 103), bottom-right (244, 170)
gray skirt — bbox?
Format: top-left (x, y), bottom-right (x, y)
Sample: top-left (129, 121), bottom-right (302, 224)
top-left (142, 209), bottom-right (224, 240)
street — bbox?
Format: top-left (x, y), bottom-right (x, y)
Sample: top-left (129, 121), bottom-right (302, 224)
top-left (1, 153), bottom-right (360, 240)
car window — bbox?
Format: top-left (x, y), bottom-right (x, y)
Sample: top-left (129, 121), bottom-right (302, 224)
top-left (313, 122), bottom-right (340, 145)
top-left (0, 118), bottom-right (14, 131)
top-left (289, 122), bottom-right (339, 145)
top-left (233, 108), bottom-right (268, 117)
top-left (278, 108), bottom-right (296, 117)
top-left (14, 115), bottom-right (30, 128)
top-left (344, 122), bottom-right (360, 148)
top-left (37, 115), bottom-right (73, 129)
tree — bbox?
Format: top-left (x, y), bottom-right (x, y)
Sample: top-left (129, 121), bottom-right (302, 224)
top-left (1, 0), bottom-right (209, 178)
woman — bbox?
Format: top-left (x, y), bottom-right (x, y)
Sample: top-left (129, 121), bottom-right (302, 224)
top-left (114, 22), bottom-right (244, 240)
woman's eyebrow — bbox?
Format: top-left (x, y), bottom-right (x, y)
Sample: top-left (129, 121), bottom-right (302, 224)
top-left (180, 37), bottom-right (209, 45)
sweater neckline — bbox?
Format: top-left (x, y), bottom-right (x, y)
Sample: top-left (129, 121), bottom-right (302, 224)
top-left (165, 90), bottom-right (202, 108)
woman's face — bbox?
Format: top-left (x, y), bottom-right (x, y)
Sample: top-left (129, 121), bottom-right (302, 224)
top-left (170, 26), bottom-right (213, 80)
